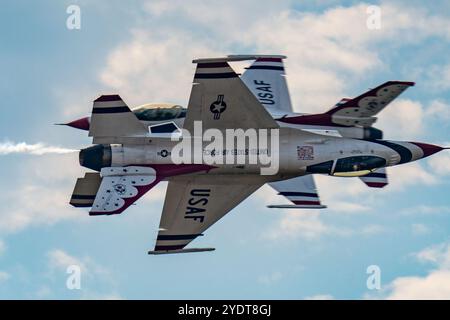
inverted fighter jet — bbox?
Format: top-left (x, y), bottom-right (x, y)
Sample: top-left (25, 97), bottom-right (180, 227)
top-left (65, 56), bottom-right (446, 254)
top-left (63, 56), bottom-right (414, 208)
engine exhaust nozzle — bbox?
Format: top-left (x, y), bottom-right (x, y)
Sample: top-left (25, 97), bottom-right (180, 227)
top-left (79, 144), bottom-right (111, 171)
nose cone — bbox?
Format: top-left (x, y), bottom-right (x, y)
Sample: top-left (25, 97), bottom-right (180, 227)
top-left (66, 117), bottom-right (90, 131)
top-left (410, 142), bottom-right (444, 159)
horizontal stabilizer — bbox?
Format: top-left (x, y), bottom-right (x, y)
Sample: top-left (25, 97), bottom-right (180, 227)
top-left (70, 172), bottom-right (101, 207)
top-left (267, 204), bottom-right (327, 209)
top-left (326, 81), bottom-right (415, 127)
top-left (148, 248), bottom-right (215, 255)
top-left (89, 166), bottom-right (160, 215)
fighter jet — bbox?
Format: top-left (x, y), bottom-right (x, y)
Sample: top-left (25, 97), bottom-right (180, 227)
top-left (63, 55), bottom-right (447, 254)
top-left (63, 56), bottom-right (415, 208)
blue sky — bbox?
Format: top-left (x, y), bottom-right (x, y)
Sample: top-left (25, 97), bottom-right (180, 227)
top-left (0, 0), bottom-right (449, 299)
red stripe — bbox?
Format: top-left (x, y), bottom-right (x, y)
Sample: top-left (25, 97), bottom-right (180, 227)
top-left (365, 182), bottom-right (387, 188)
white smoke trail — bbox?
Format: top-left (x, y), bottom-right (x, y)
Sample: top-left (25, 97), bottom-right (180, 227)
top-left (0, 141), bottom-right (77, 155)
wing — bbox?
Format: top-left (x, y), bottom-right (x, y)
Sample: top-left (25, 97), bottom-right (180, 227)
top-left (183, 59), bottom-right (278, 132)
top-left (267, 175), bottom-right (326, 209)
top-left (150, 175), bottom-right (266, 253)
top-left (89, 166), bottom-right (161, 215)
top-left (240, 57), bottom-right (293, 113)
top-left (359, 167), bottom-right (388, 188)
top-left (325, 81), bottom-right (415, 127)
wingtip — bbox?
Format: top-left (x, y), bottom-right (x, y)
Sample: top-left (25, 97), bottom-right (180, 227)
top-left (93, 94), bottom-right (122, 102)
top-left (388, 80), bottom-right (415, 86)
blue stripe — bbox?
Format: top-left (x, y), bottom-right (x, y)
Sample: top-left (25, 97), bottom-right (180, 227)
top-left (92, 106), bottom-right (129, 114)
top-left (71, 194), bottom-right (96, 200)
top-left (364, 172), bottom-right (387, 178)
top-left (367, 140), bottom-right (412, 164)
top-left (197, 62), bottom-right (229, 68)
top-left (247, 66), bottom-right (284, 71)
top-left (157, 234), bottom-right (201, 241)
top-left (154, 245), bottom-right (185, 251)
top-left (278, 192), bottom-right (318, 198)
top-left (194, 72), bottom-right (237, 79)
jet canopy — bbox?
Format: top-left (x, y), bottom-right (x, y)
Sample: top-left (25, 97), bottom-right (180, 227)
top-left (132, 103), bottom-right (186, 122)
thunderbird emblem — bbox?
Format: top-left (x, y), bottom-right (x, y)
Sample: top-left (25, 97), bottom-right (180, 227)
top-left (113, 184), bottom-right (127, 195)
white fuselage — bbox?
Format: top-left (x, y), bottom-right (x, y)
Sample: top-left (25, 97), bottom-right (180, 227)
top-left (106, 128), bottom-right (425, 178)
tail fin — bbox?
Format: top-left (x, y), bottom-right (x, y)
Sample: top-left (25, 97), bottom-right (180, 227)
top-left (359, 168), bottom-right (388, 188)
top-left (88, 95), bottom-right (147, 140)
top-left (240, 56), bottom-right (293, 113)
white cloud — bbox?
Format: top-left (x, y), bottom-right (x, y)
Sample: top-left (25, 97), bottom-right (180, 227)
top-left (381, 242), bottom-right (450, 299)
top-left (385, 270), bottom-right (450, 299)
top-left (0, 239), bottom-right (5, 256)
top-left (400, 205), bottom-right (450, 216)
top-left (387, 162), bottom-right (438, 190)
top-left (0, 271), bottom-right (10, 283)
top-left (428, 151), bottom-right (450, 176)
top-left (257, 271), bottom-right (283, 286)
top-left (419, 64), bottom-right (450, 92)
top-left (99, 2), bottom-right (450, 115)
top-left (360, 224), bottom-right (387, 236)
top-left (266, 211), bottom-right (330, 240)
top-left (411, 223), bottom-right (430, 236)
top-left (100, 29), bottom-right (219, 107)
top-left (0, 153), bottom-right (88, 234)
top-left (47, 249), bottom-right (113, 281)
top-left (415, 242), bottom-right (450, 268)
top-left (48, 249), bottom-right (86, 273)
top-left (377, 99), bottom-right (425, 140)
top-left (425, 100), bottom-right (450, 121)
top-left (47, 249), bottom-right (120, 299)
top-left (0, 184), bottom-right (86, 234)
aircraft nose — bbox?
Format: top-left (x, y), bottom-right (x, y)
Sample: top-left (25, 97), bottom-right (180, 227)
top-left (410, 142), bottom-right (444, 159)
top-left (65, 116), bottom-right (90, 131)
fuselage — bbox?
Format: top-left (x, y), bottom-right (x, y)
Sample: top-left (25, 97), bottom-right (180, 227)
top-left (66, 104), bottom-right (383, 140)
top-left (79, 127), bottom-right (442, 180)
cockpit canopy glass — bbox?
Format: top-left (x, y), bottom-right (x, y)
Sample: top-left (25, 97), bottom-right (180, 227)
top-left (132, 103), bottom-right (186, 121)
